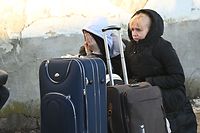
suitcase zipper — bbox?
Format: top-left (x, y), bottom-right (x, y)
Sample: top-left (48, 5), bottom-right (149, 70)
top-left (45, 59), bottom-right (72, 84)
top-left (44, 92), bottom-right (78, 133)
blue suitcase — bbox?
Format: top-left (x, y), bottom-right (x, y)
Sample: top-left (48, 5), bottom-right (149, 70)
top-left (39, 57), bottom-right (107, 133)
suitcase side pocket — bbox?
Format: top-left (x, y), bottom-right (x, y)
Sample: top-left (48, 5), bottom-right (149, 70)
top-left (41, 92), bottom-right (78, 133)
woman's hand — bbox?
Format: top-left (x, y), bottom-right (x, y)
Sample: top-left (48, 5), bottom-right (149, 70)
top-left (84, 41), bottom-right (92, 55)
top-left (84, 32), bottom-right (101, 55)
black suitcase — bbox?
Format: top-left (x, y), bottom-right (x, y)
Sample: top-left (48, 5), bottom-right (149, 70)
top-left (102, 26), bottom-right (167, 133)
top-left (39, 57), bottom-right (107, 133)
top-left (107, 83), bottom-right (167, 133)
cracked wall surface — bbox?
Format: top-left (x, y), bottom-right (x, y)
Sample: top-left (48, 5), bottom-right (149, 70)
top-left (1, 19), bottom-right (200, 131)
top-left (0, 34), bottom-right (84, 131)
top-left (0, 0), bottom-right (200, 131)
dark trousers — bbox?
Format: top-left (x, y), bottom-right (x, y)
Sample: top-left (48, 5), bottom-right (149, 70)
top-left (167, 99), bottom-right (197, 133)
top-left (0, 86), bottom-right (9, 109)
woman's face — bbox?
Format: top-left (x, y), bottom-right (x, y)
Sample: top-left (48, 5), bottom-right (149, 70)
top-left (129, 13), bottom-right (151, 42)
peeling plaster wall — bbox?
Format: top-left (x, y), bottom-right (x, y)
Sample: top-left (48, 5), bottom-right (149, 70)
top-left (1, 19), bottom-right (199, 103)
top-left (0, 20), bottom-right (200, 131)
top-left (0, 1), bottom-right (132, 130)
top-left (1, 19), bottom-right (200, 131)
top-left (0, 34), bottom-right (84, 131)
top-left (0, 0), bottom-right (200, 131)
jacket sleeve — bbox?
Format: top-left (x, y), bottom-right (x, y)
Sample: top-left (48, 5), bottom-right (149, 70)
top-left (145, 40), bottom-right (185, 89)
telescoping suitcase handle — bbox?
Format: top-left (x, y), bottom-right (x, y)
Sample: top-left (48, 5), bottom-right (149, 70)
top-left (102, 25), bottom-right (128, 86)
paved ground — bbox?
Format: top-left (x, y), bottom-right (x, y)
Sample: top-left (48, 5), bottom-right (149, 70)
top-left (1, 101), bottom-right (200, 133)
top-left (12, 111), bottom-right (200, 133)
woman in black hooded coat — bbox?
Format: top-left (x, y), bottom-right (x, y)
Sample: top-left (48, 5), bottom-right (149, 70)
top-left (124, 9), bottom-right (197, 133)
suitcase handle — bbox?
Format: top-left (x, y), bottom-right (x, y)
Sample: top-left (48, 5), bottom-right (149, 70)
top-left (45, 60), bottom-right (72, 84)
top-left (102, 26), bottom-right (128, 85)
top-left (102, 25), bottom-right (121, 32)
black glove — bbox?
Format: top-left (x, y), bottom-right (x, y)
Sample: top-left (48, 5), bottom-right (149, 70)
top-left (0, 70), bottom-right (8, 86)
top-left (0, 86), bottom-right (9, 109)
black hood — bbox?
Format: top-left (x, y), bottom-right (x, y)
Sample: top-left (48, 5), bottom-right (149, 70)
top-left (128, 9), bottom-right (164, 43)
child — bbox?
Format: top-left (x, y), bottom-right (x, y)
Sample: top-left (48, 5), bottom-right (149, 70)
top-left (79, 17), bottom-right (123, 76)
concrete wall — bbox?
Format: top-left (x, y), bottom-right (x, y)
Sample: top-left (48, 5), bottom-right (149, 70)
top-left (0, 34), bottom-right (84, 131)
top-left (164, 19), bottom-right (200, 98)
top-left (0, 0), bottom-right (200, 131)
top-left (0, 19), bottom-right (200, 131)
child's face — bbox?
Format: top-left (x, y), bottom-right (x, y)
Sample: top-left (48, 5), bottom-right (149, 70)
top-left (129, 13), bottom-right (151, 42)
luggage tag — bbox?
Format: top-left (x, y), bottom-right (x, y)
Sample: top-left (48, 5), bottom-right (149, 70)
top-left (130, 83), bottom-right (140, 87)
